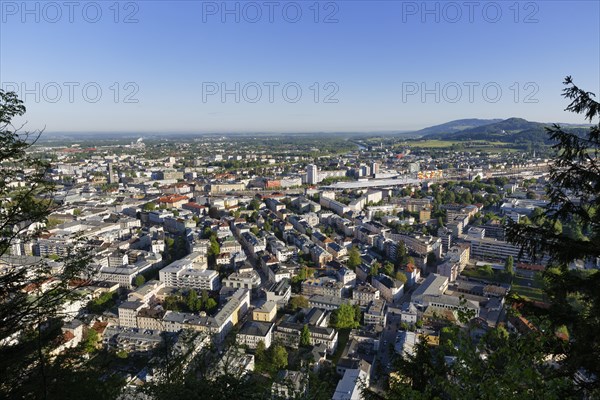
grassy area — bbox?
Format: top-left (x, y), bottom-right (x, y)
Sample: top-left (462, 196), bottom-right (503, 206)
top-left (461, 268), bottom-right (512, 284)
top-left (512, 275), bottom-right (546, 302)
top-left (462, 269), bottom-right (547, 302)
top-left (406, 140), bottom-right (462, 148)
top-left (331, 329), bottom-right (350, 364)
top-left (512, 284), bottom-right (545, 302)
top-left (405, 140), bottom-right (517, 152)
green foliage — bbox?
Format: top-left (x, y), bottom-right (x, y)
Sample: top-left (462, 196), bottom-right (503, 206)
top-left (83, 329), bottom-right (99, 354)
top-left (255, 340), bottom-right (266, 361)
top-left (134, 274), bottom-right (146, 287)
top-left (505, 255), bottom-right (514, 276)
top-left (395, 271), bottom-right (408, 284)
top-left (202, 227), bottom-right (215, 240)
top-left (263, 219), bottom-right (272, 232)
top-left (370, 261), bottom-right (380, 277)
top-left (164, 235), bottom-right (188, 263)
top-left (208, 236), bottom-right (221, 257)
top-left (205, 298), bottom-right (217, 311)
top-left (347, 246), bottom-right (361, 269)
top-left (201, 289), bottom-right (209, 305)
top-left (480, 264), bottom-right (494, 276)
top-left (149, 371), bottom-right (271, 400)
top-left (382, 261), bottom-right (394, 277)
top-left (382, 322), bottom-right (575, 400)
top-left (46, 217), bottom-right (63, 229)
top-left (186, 289), bottom-right (203, 312)
top-left (116, 350), bottom-right (128, 359)
top-left (271, 344), bottom-right (288, 370)
top-left (164, 290), bottom-right (218, 314)
top-left (289, 295), bottom-right (309, 310)
top-left (300, 324), bottom-right (311, 347)
top-left (87, 291), bottom-right (118, 314)
top-left (248, 198), bottom-right (261, 211)
top-left (395, 241), bottom-right (408, 267)
top-left (0, 94), bottom-right (99, 398)
top-left (143, 202), bottom-right (157, 211)
top-left (506, 77), bottom-right (600, 393)
top-left (330, 303), bottom-right (360, 329)
top-left (353, 304), bottom-right (361, 325)
top-left (291, 267), bottom-right (313, 293)
top-left (164, 294), bottom-right (181, 312)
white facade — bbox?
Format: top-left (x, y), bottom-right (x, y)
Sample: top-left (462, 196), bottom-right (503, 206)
top-left (159, 259), bottom-right (220, 291)
top-left (307, 164), bottom-right (319, 185)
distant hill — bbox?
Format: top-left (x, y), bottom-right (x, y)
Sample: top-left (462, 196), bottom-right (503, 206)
top-left (421, 117), bottom-right (590, 144)
top-left (411, 119), bottom-right (503, 137)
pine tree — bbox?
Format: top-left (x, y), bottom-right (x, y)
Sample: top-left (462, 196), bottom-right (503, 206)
top-left (506, 76), bottom-right (600, 394)
top-left (300, 324), bottom-right (311, 347)
top-left (395, 241), bottom-right (408, 268)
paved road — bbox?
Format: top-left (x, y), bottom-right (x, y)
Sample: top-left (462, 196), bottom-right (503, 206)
top-left (370, 313), bottom-right (402, 391)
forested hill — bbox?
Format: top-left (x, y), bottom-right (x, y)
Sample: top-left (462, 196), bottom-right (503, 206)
top-left (418, 117), bottom-right (591, 144)
top-left (411, 119), bottom-right (503, 136)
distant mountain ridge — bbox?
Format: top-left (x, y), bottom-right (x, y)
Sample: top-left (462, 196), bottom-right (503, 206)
top-left (411, 119), bottom-right (503, 136)
top-left (416, 117), bottom-right (590, 144)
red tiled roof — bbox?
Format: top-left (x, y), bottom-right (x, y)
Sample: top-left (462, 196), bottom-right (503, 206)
top-left (516, 263), bottom-right (545, 272)
top-left (184, 202), bottom-right (206, 209)
top-left (158, 195), bottom-right (189, 203)
top-left (69, 278), bottom-right (92, 287)
top-left (92, 321), bottom-right (108, 334)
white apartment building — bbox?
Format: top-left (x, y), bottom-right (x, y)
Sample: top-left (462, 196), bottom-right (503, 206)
top-left (236, 321), bottom-right (274, 349)
top-left (222, 269), bottom-right (261, 291)
top-left (159, 259), bottom-right (220, 291)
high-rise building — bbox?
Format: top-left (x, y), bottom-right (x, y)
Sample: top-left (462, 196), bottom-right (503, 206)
top-left (371, 162), bottom-right (379, 176)
top-left (306, 164), bottom-right (319, 185)
top-left (107, 162), bottom-right (117, 184)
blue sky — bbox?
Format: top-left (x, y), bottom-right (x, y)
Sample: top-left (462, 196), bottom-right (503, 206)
top-left (1, 0), bottom-right (599, 133)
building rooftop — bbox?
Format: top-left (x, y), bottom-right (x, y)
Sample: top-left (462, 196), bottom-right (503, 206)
top-left (309, 294), bottom-right (345, 308)
top-left (255, 301), bottom-right (277, 314)
top-left (366, 299), bottom-right (386, 316)
top-left (412, 274), bottom-right (448, 299)
top-left (238, 320), bottom-right (273, 337)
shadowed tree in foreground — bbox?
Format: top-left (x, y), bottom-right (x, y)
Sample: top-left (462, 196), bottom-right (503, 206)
top-left (0, 90), bottom-right (102, 399)
top-left (506, 76), bottom-right (600, 395)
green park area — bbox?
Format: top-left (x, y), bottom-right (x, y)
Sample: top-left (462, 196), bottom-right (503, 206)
top-left (406, 140), bottom-right (515, 152)
top-left (462, 264), bottom-right (546, 303)
top-left (461, 265), bottom-right (512, 284)
top-left (511, 275), bottom-right (546, 302)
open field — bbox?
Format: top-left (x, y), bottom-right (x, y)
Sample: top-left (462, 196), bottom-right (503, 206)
top-left (406, 140), bottom-right (461, 148)
top-left (512, 284), bottom-right (545, 302)
top-left (405, 140), bottom-right (516, 151)
top-left (461, 268), bottom-right (512, 284)
top-left (512, 275), bottom-right (546, 302)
